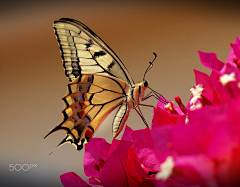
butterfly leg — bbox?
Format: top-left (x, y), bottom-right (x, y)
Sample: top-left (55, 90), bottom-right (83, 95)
top-left (142, 90), bottom-right (168, 104)
top-left (134, 105), bottom-right (149, 128)
top-left (138, 103), bottom-right (154, 108)
top-left (141, 90), bottom-right (159, 101)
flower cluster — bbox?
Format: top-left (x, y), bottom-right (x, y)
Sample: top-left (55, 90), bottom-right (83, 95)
top-left (60, 36), bottom-right (240, 187)
top-left (61, 126), bottom-right (157, 187)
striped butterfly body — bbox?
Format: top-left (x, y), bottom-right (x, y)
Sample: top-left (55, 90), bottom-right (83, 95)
top-left (45, 18), bottom-right (159, 152)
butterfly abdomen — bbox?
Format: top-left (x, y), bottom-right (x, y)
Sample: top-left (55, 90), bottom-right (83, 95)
top-left (110, 81), bottom-right (149, 139)
top-left (112, 102), bottom-right (130, 138)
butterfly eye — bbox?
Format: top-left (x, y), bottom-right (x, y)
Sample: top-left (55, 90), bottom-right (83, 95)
top-left (143, 80), bottom-right (148, 87)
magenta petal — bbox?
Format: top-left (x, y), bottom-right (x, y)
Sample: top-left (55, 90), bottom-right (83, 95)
top-left (173, 155), bottom-right (215, 186)
top-left (132, 128), bottom-right (160, 171)
top-left (85, 178), bottom-right (102, 187)
top-left (193, 69), bottom-right (220, 104)
top-left (152, 107), bottom-right (180, 126)
top-left (121, 125), bottom-right (134, 142)
top-left (99, 139), bottom-right (150, 187)
top-left (128, 146), bottom-right (154, 187)
top-left (172, 106), bottom-right (225, 155)
top-left (172, 120), bottom-right (207, 155)
top-left (172, 107), bottom-right (220, 156)
top-left (227, 97), bottom-right (240, 134)
top-left (157, 99), bottom-right (184, 116)
top-left (133, 160), bottom-right (155, 186)
top-left (220, 62), bottom-right (240, 98)
top-left (151, 125), bottom-right (175, 163)
top-left (60, 172), bottom-right (90, 187)
top-left (208, 99), bottom-right (240, 159)
top-left (173, 103), bottom-right (240, 159)
top-left (217, 146), bottom-right (240, 187)
top-left (156, 97), bottom-right (170, 109)
top-left (221, 61), bottom-right (239, 75)
top-left (227, 44), bottom-right (240, 63)
top-left (210, 71), bottom-right (232, 102)
top-left (234, 35), bottom-right (240, 45)
top-left (154, 180), bottom-right (168, 187)
top-left (207, 121), bottom-right (236, 159)
top-left (230, 36), bottom-right (240, 58)
top-left (134, 159), bottom-right (150, 179)
top-left (198, 50), bottom-right (224, 72)
top-left (194, 69), bottom-right (211, 86)
top-left (213, 64), bottom-right (240, 99)
top-left (99, 139), bottom-right (133, 187)
top-left (226, 36), bottom-right (240, 63)
top-left (84, 138), bottom-right (111, 179)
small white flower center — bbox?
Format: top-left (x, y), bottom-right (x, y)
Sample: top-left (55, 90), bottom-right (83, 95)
top-left (190, 84), bottom-right (203, 105)
top-left (220, 72), bottom-right (236, 86)
top-left (164, 103), bottom-right (171, 110)
top-left (155, 156), bottom-right (174, 181)
top-left (185, 115), bottom-right (189, 124)
top-left (190, 103), bottom-right (202, 111)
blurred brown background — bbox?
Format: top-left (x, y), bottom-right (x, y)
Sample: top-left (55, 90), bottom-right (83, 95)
top-left (0, 0), bottom-right (239, 186)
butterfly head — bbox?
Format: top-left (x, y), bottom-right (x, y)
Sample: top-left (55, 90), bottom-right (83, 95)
top-left (141, 80), bottom-right (149, 97)
top-left (143, 80), bottom-right (148, 87)
top-left (133, 80), bottom-right (149, 103)
top-left (140, 80), bottom-right (149, 96)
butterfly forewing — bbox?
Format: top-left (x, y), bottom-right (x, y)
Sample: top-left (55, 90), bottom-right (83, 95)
top-left (53, 18), bottom-right (134, 85)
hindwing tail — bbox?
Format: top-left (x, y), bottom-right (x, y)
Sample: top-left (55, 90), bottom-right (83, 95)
top-left (45, 74), bottom-right (130, 151)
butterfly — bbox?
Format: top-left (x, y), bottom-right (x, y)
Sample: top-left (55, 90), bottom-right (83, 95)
top-left (45, 18), bottom-right (166, 153)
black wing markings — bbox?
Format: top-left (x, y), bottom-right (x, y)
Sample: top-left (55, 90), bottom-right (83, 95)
top-left (45, 75), bottom-right (128, 151)
top-left (54, 18), bottom-right (134, 86)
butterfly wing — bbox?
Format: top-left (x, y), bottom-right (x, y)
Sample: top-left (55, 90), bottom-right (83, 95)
top-left (45, 74), bottom-right (130, 151)
top-left (46, 18), bottom-right (135, 152)
top-left (53, 18), bottom-right (134, 86)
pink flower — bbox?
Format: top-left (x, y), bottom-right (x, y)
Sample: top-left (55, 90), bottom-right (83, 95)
top-left (84, 138), bottom-right (111, 180)
top-left (192, 36), bottom-right (240, 106)
top-left (60, 172), bottom-right (102, 187)
top-left (61, 126), bottom-right (154, 187)
top-left (151, 36), bottom-right (240, 187)
top-left (122, 126), bottom-right (160, 183)
top-left (152, 98), bottom-right (240, 186)
top-left (226, 36), bottom-right (240, 67)
top-left (152, 98), bottom-right (186, 126)
top-left (131, 127), bottom-right (160, 172)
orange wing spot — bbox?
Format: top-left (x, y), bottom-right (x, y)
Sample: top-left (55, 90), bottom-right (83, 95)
top-left (85, 126), bottom-right (94, 139)
top-left (80, 101), bottom-right (89, 108)
top-left (78, 110), bottom-right (85, 118)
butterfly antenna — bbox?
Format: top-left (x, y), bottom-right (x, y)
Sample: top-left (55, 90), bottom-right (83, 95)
top-left (143, 52), bottom-right (157, 81)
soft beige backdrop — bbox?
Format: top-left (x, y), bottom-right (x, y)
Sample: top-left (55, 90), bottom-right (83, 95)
top-left (0, 0), bottom-right (239, 186)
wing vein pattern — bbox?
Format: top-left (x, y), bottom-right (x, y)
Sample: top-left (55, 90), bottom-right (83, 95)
top-left (53, 18), bottom-right (134, 86)
top-left (46, 18), bottom-right (135, 151)
top-left (45, 74), bottom-right (130, 150)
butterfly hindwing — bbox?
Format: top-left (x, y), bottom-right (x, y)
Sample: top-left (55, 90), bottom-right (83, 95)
top-left (45, 74), bottom-right (130, 151)
top-left (53, 18), bottom-right (134, 86)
